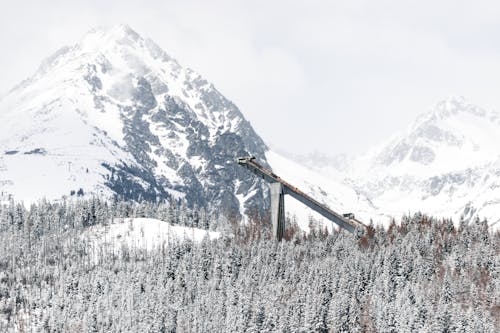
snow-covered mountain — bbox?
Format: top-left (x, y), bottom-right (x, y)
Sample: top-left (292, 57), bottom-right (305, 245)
top-left (0, 24), bottom-right (270, 214)
top-left (304, 96), bottom-right (500, 227)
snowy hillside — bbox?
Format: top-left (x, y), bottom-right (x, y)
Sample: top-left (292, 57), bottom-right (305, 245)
top-left (0, 24), bottom-right (268, 213)
top-left (83, 218), bottom-right (219, 255)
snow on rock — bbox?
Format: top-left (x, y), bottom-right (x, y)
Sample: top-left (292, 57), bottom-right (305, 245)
top-left (83, 218), bottom-right (220, 254)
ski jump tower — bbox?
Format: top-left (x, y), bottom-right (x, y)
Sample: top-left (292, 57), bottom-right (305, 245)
top-left (237, 157), bottom-right (366, 241)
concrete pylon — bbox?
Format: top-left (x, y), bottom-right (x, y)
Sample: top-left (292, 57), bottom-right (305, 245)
top-left (270, 182), bottom-right (285, 241)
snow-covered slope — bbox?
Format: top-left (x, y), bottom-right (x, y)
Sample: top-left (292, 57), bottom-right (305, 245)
top-left (83, 218), bottom-right (219, 254)
top-left (0, 24), bottom-right (268, 213)
top-left (266, 151), bottom-right (379, 230)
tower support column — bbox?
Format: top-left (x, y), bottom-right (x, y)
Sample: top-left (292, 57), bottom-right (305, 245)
top-left (270, 182), bottom-right (285, 241)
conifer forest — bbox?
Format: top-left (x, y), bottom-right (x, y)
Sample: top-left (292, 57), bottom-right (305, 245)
top-left (0, 199), bottom-right (498, 332)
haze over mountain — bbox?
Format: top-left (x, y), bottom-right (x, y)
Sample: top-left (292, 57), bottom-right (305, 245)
top-left (0, 25), bottom-right (499, 229)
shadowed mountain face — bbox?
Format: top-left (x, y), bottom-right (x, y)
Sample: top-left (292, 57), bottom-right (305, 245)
top-left (0, 24), bottom-right (269, 214)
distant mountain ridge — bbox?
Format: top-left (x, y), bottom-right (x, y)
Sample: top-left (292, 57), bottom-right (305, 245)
top-left (300, 96), bottom-right (500, 227)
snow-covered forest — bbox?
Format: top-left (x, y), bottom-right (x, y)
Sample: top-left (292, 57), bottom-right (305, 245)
top-left (0, 199), bottom-right (498, 332)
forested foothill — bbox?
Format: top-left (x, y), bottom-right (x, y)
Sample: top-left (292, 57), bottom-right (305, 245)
top-left (0, 198), bottom-right (498, 332)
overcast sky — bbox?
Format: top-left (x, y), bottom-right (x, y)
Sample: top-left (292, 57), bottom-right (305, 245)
top-left (1, 0), bottom-right (500, 155)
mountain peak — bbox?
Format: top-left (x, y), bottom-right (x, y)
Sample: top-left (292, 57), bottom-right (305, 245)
top-left (434, 95), bottom-right (484, 117)
top-left (414, 96), bottom-right (498, 127)
top-left (94, 24), bottom-right (140, 40)
top-left (369, 95), bottom-right (500, 175)
top-left (25, 24), bottom-right (182, 89)
top-left (79, 24), bottom-right (144, 51)
top-left (108, 23), bottom-right (139, 37)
